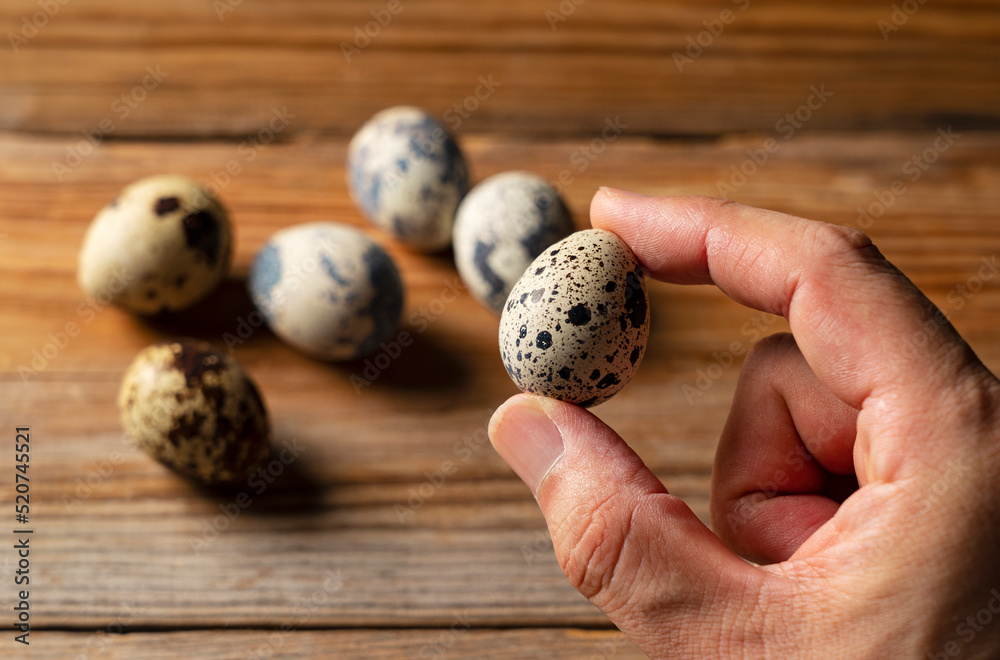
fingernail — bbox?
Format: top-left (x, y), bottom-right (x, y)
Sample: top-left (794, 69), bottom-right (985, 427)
top-left (489, 396), bottom-right (566, 496)
top-left (598, 186), bottom-right (649, 199)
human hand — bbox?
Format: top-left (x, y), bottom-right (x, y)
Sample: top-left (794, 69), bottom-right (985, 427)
top-left (488, 190), bottom-right (1000, 659)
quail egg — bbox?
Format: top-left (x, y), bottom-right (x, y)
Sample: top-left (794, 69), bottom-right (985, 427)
top-left (453, 171), bottom-right (574, 314)
top-left (347, 106), bottom-right (469, 251)
top-left (118, 340), bottom-right (271, 485)
top-left (77, 175), bottom-right (232, 314)
top-left (247, 222), bottom-right (405, 361)
top-left (499, 229), bottom-right (649, 408)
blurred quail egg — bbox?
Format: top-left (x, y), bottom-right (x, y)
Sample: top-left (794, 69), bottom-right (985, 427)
top-left (499, 229), bottom-right (649, 408)
top-left (347, 106), bottom-right (469, 251)
top-left (118, 340), bottom-right (270, 485)
top-left (453, 171), bottom-right (575, 314)
top-left (247, 222), bottom-right (405, 361)
top-left (78, 175), bottom-right (232, 314)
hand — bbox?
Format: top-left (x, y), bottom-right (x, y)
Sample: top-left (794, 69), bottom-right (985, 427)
top-left (489, 189), bottom-right (1000, 659)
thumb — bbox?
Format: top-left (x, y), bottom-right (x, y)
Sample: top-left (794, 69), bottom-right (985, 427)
top-left (489, 394), bottom-right (762, 655)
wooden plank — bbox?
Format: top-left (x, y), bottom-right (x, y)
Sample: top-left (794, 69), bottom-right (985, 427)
top-left (1, 2), bottom-right (997, 655)
top-left (2, 377), bottom-right (710, 629)
top-left (20, 629), bottom-right (647, 660)
top-left (0, 0), bottom-right (998, 136)
top-left (1, 131), bottom-right (999, 633)
top-left (34, 525), bottom-right (600, 628)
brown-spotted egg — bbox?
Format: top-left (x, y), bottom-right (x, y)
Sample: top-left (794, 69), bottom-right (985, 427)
top-left (118, 340), bottom-right (271, 485)
top-left (347, 106), bottom-right (469, 251)
top-left (247, 222), bottom-right (405, 361)
top-left (453, 171), bottom-right (574, 314)
top-left (77, 175), bottom-right (232, 314)
top-left (499, 229), bottom-right (649, 408)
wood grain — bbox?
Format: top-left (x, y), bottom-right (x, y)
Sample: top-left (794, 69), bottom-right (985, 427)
top-left (1, 131), bottom-right (999, 658)
top-left (0, 0), bottom-right (998, 137)
top-left (21, 629), bottom-right (646, 660)
top-left (1, 1), bottom-right (999, 655)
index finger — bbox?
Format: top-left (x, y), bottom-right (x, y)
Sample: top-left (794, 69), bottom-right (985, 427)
top-left (590, 190), bottom-right (993, 453)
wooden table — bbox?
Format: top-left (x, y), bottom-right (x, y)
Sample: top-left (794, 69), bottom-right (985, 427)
top-left (1, 1), bottom-right (998, 658)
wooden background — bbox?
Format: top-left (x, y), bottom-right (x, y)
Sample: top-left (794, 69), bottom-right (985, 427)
top-left (1, 0), bottom-right (999, 658)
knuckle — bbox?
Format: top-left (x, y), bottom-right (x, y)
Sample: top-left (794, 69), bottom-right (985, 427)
top-left (555, 495), bottom-right (634, 605)
top-left (745, 332), bottom-right (795, 360)
top-left (807, 221), bottom-right (873, 259)
top-left (711, 494), bottom-right (765, 552)
top-left (710, 496), bottom-right (741, 541)
top-left (740, 332), bottom-right (796, 378)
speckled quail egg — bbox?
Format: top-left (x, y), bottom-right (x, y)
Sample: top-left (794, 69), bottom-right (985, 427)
top-left (347, 106), bottom-right (469, 251)
top-left (118, 340), bottom-right (270, 485)
top-left (499, 229), bottom-right (649, 408)
top-left (453, 171), bottom-right (575, 314)
top-left (77, 175), bottom-right (232, 314)
top-left (247, 222), bottom-right (405, 361)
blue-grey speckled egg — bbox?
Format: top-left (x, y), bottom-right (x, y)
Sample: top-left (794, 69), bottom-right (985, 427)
top-left (453, 171), bottom-right (574, 314)
top-left (347, 106), bottom-right (469, 252)
top-left (247, 223), bottom-right (405, 361)
top-left (499, 229), bottom-right (649, 408)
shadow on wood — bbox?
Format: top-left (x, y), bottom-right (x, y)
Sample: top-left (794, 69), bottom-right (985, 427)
top-left (336, 325), bottom-right (473, 397)
top-left (134, 276), bottom-right (272, 347)
top-left (191, 435), bottom-right (328, 516)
